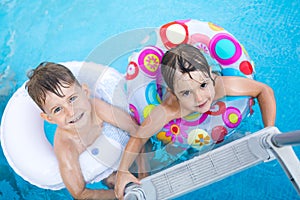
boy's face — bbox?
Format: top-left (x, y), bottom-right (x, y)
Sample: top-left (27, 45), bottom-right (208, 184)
top-left (173, 70), bottom-right (215, 115)
top-left (40, 82), bottom-right (92, 130)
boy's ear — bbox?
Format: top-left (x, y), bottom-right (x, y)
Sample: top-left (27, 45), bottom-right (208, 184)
top-left (40, 112), bottom-right (54, 123)
top-left (82, 83), bottom-right (90, 97)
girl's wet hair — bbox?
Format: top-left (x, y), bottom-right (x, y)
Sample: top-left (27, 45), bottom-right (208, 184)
top-left (161, 44), bottom-right (215, 92)
top-left (26, 62), bottom-right (80, 112)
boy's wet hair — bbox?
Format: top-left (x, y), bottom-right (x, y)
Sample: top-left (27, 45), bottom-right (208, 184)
top-left (161, 44), bottom-right (215, 92)
top-left (26, 62), bottom-right (80, 112)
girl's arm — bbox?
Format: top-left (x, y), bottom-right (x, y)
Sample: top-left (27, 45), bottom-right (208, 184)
top-left (136, 145), bottom-right (150, 179)
top-left (115, 103), bottom-right (174, 199)
top-left (218, 76), bottom-right (276, 127)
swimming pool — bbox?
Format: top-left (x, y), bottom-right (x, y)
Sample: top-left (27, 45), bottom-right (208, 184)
top-left (1, 0), bottom-right (300, 199)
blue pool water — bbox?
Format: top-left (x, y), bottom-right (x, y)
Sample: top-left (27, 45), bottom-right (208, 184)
top-left (1, 0), bottom-right (300, 199)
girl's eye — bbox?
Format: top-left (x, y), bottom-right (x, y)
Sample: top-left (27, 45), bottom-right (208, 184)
top-left (54, 107), bottom-right (62, 114)
top-left (182, 91), bottom-right (191, 97)
top-left (69, 96), bottom-right (78, 103)
top-left (200, 82), bottom-right (208, 88)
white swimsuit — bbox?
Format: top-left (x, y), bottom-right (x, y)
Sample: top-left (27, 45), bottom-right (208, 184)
top-left (79, 66), bottom-right (130, 184)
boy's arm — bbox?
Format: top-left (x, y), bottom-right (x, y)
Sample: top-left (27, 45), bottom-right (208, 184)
top-left (93, 99), bottom-right (138, 136)
top-left (219, 76), bottom-right (276, 127)
top-left (54, 134), bottom-right (116, 200)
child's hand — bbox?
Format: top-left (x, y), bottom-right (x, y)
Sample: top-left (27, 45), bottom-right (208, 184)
top-left (115, 171), bottom-right (141, 200)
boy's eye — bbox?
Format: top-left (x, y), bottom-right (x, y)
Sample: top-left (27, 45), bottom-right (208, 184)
top-left (200, 82), bottom-right (208, 88)
top-left (182, 90), bottom-right (191, 97)
top-left (54, 107), bottom-right (62, 114)
top-left (69, 96), bottom-right (78, 103)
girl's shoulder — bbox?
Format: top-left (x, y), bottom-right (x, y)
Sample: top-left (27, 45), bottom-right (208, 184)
top-left (214, 76), bottom-right (227, 100)
top-left (160, 92), bottom-right (181, 119)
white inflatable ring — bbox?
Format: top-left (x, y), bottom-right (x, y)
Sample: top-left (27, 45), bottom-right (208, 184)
top-left (0, 61), bottom-right (127, 190)
top-left (126, 19), bottom-right (255, 150)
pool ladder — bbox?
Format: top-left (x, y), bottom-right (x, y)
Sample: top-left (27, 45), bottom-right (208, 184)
top-left (124, 126), bottom-right (300, 200)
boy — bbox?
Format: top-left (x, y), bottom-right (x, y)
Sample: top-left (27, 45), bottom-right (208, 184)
top-left (26, 62), bottom-right (138, 199)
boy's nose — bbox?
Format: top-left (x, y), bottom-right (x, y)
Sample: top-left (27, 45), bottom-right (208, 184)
top-left (65, 105), bottom-right (75, 117)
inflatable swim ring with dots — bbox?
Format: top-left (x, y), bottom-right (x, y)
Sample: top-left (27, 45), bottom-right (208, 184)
top-left (126, 19), bottom-right (255, 151)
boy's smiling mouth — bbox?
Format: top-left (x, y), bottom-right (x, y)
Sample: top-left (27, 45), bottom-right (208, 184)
top-left (69, 113), bottom-right (84, 124)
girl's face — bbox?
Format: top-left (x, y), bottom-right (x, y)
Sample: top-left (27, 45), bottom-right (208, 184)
top-left (41, 83), bottom-right (92, 131)
top-left (173, 70), bottom-right (215, 115)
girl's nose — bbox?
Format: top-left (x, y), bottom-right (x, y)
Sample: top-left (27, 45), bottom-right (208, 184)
top-left (194, 90), bottom-right (203, 103)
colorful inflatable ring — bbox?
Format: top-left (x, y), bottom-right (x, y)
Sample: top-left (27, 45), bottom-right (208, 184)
top-left (126, 19), bottom-right (255, 150)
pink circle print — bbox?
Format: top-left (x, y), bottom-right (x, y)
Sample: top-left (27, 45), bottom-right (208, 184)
top-left (138, 48), bottom-right (162, 77)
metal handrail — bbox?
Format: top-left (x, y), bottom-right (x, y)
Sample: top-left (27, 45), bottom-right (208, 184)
top-left (271, 130), bottom-right (300, 147)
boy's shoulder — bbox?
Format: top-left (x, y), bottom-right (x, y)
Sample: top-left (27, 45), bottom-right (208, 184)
top-left (54, 129), bottom-right (81, 156)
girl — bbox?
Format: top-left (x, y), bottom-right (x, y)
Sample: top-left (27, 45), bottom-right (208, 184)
top-left (115, 44), bottom-right (276, 199)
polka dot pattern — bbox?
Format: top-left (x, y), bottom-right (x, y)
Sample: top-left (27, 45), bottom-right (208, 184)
top-left (127, 19), bottom-right (254, 149)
